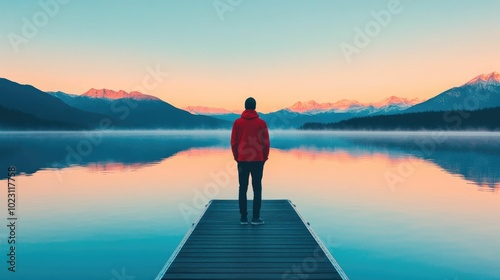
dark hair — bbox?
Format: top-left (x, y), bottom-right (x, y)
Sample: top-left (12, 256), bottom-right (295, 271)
top-left (245, 97), bottom-right (256, 110)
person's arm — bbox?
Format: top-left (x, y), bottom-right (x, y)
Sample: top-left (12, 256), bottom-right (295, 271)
top-left (230, 121), bottom-right (239, 161)
top-left (261, 122), bottom-right (270, 161)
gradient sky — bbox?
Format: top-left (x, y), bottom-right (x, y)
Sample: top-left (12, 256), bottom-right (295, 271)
top-left (1, 0), bottom-right (499, 112)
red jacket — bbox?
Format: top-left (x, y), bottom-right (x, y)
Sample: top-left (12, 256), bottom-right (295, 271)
top-left (231, 110), bottom-right (270, 162)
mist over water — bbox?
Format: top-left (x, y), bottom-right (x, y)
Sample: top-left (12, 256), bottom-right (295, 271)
top-left (0, 130), bottom-right (499, 280)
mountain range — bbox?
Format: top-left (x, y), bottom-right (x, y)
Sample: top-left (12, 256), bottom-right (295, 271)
top-left (1, 72), bottom-right (499, 130)
top-left (184, 96), bottom-right (426, 128)
top-left (285, 96), bottom-right (423, 114)
top-left (0, 79), bottom-right (228, 130)
top-left (185, 106), bottom-right (242, 115)
top-left (186, 72), bottom-right (500, 128)
top-left (404, 72), bottom-right (500, 113)
top-left (48, 88), bottom-right (227, 129)
top-left (185, 96), bottom-right (423, 115)
top-left (0, 78), bottom-right (110, 129)
top-left (301, 72), bottom-right (500, 130)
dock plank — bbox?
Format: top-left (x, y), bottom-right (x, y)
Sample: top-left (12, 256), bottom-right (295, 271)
top-left (156, 200), bottom-right (348, 280)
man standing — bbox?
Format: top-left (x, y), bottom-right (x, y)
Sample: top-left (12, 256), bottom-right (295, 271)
top-left (231, 97), bottom-right (270, 225)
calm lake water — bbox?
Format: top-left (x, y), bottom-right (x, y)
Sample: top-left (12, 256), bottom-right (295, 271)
top-left (0, 130), bottom-right (499, 280)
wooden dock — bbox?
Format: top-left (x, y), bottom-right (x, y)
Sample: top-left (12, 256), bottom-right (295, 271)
top-left (156, 200), bottom-right (349, 280)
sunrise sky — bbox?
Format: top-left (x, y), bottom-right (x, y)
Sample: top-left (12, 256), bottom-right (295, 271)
top-left (1, 0), bottom-right (499, 112)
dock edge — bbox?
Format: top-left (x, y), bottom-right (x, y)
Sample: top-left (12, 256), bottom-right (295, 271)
top-left (288, 200), bottom-right (350, 280)
top-left (154, 200), bottom-right (213, 280)
top-left (155, 199), bottom-right (350, 280)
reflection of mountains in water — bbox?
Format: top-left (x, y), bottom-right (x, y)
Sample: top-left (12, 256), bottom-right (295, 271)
top-left (354, 134), bottom-right (500, 189)
top-left (1, 131), bottom-right (498, 190)
top-left (0, 131), bottom-right (228, 180)
top-left (271, 132), bottom-right (500, 190)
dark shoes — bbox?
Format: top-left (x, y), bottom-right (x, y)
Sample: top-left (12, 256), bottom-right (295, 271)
top-left (240, 216), bottom-right (265, 225)
top-left (251, 218), bottom-right (265, 225)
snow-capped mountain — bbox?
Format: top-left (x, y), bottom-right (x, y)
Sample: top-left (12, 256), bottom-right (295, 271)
top-left (183, 96), bottom-right (425, 128)
top-left (464, 72), bottom-right (500, 86)
top-left (288, 100), bottom-right (334, 113)
top-left (83, 88), bottom-right (160, 100)
top-left (286, 96), bottom-right (422, 115)
top-left (287, 99), bottom-right (364, 114)
top-left (184, 106), bottom-right (241, 115)
top-left (371, 96), bottom-right (423, 108)
top-left (0, 78), bottom-right (109, 129)
top-left (406, 72), bottom-right (500, 113)
top-left (48, 89), bottom-right (228, 128)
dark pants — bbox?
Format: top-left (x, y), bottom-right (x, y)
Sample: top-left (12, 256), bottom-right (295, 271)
top-left (238, 161), bottom-right (265, 219)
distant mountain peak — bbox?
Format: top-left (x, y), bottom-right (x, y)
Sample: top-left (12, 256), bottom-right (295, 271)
top-left (185, 106), bottom-right (241, 115)
top-left (371, 96), bottom-right (423, 108)
top-left (465, 72), bottom-right (500, 86)
top-left (333, 99), bottom-right (362, 108)
top-left (405, 72), bottom-right (500, 114)
top-left (82, 88), bottom-right (160, 100)
top-left (286, 96), bottom-right (421, 114)
top-left (288, 100), bottom-right (325, 113)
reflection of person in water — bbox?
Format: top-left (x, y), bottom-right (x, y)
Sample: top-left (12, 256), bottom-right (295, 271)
top-left (231, 97), bottom-right (270, 225)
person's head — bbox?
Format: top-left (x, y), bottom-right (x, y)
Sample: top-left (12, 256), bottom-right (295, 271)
top-left (245, 97), bottom-right (256, 110)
